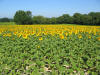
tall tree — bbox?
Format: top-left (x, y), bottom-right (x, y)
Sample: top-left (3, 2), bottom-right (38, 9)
top-left (14, 10), bottom-right (33, 25)
top-left (80, 14), bottom-right (92, 25)
top-left (49, 17), bottom-right (57, 24)
top-left (33, 16), bottom-right (47, 24)
top-left (89, 12), bottom-right (100, 25)
top-left (73, 13), bottom-right (82, 24)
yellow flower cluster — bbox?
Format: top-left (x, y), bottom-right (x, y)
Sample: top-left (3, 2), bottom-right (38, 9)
top-left (0, 25), bottom-right (100, 39)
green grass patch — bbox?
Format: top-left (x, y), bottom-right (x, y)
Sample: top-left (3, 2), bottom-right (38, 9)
top-left (0, 22), bottom-right (100, 26)
top-left (0, 22), bottom-right (16, 25)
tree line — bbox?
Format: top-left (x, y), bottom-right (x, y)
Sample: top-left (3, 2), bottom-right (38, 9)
top-left (1, 10), bottom-right (100, 25)
top-left (0, 18), bottom-right (13, 22)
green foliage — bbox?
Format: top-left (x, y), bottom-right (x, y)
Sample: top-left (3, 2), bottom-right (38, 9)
top-left (73, 12), bottom-right (100, 25)
top-left (57, 14), bottom-right (73, 24)
top-left (0, 10), bottom-right (100, 25)
top-left (73, 13), bottom-right (82, 24)
top-left (49, 17), bottom-right (57, 24)
top-left (33, 16), bottom-right (47, 24)
top-left (0, 18), bottom-right (13, 22)
top-left (0, 32), bottom-right (100, 75)
top-left (14, 10), bottom-right (33, 25)
top-left (80, 14), bottom-right (92, 25)
top-left (13, 10), bottom-right (100, 25)
top-left (88, 12), bottom-right (100, 25)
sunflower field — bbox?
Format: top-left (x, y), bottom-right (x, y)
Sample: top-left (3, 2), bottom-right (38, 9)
top-left (0, 25), bottom-right (100, 75)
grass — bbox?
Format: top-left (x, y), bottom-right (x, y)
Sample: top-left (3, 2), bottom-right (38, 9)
top-left (0, 22), bottom-right (16, 25)
top-left (0, 22), bottom-right (99, 26)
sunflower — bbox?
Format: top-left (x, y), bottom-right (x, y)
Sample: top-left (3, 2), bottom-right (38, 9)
top-left (60, 35), bottom-right (64, 39)
top-left (97, 37), bottom-right (100, 41)
top-left (78, 35), bottom-right (82, 39)
top-left (39, 37), bottom-right (43, 41)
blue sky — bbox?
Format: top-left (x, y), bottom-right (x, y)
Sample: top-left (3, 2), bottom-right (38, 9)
top-left (0, 0), bottom-right (100, 18)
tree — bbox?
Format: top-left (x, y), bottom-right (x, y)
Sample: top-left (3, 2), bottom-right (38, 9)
top-left (13, 10), bottom-right (100, 25)
top-left (33, 16), bottom-right (47, 24)
top-left (68, 16), bottom-right (74, 24)
top-left (57, 14), bottom-right (73, 24)
top-left (80, 14), bottom-right (92, 25)
top-left (45, 18), bottom-right (51, 24)
top-left (73, 13), bottom-right (82, 24)
top-left (0, 18), bottom-right (10, 22)
top-left (14, 10), bottom-right (33, 25)
top-left (62, 14), bottom-right (71, 24)
top-left (88, 12), bottom-right (100, 25)
top-left (57, 16), bottom-right (64, 24)
top-left (49, 17), bottom-right (57, 24)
